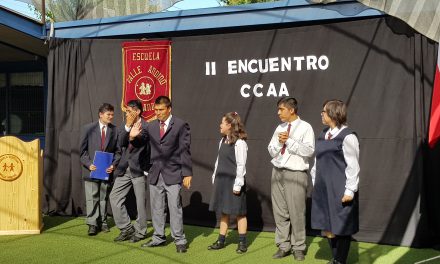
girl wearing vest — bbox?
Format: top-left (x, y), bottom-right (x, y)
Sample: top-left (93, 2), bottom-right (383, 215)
top-left (208, 112), bottom-right (248, 254)
top-left (311, 100), bottom-right (360, 264)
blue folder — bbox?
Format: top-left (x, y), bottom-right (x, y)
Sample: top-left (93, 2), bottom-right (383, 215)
top-left (90, 151), bottom-right (114, 181)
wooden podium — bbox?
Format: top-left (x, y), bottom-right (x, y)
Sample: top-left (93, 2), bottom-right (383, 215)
top-left (0, 136), bottom-right (43, 235)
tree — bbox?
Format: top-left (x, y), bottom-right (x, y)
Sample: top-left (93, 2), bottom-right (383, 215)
top-left (221, 0), bottom-right (277, 5)
top-left (28, 0), bottom-right (181, 22)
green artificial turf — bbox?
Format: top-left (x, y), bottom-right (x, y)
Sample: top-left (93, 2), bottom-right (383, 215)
top-left (0, 217), bottom-right (439, 264)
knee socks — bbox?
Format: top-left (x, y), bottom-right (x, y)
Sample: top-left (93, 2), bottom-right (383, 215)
top-left (332, 235), bottom-right (351, 264)
top-left (238, 233), bottom-right (247, 244)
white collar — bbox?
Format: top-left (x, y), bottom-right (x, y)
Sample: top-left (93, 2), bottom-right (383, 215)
top-left (161, 114), bottom-right (172, 127)
top-left (98, 120), bottom-right (107, 130)
top-left (284, 116), bottom-right (301, 126)
top-left (327, 125), bottom-right (347, 138)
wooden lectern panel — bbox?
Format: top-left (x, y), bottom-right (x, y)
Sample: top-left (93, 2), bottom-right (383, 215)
top-left (0, 136), bottom-right (42, 235)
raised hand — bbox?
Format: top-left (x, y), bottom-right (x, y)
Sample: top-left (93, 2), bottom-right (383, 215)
top-left (125, 111), bottom-right (137, 127)
top-left (129, 122), bottom-right (142, 139)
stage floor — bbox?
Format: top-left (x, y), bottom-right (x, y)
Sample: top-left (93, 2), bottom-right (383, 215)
top-left (0, 216), bottom-right (438, 264)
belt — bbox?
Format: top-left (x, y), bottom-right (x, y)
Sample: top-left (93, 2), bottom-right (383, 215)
top-left (276, 167), bottom-right (307, 173)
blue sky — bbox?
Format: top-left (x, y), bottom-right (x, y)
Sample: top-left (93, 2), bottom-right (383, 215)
top-left (0, 0), bottom-right (224, 19)
top-left (0, 0), bottom-right (35, 18)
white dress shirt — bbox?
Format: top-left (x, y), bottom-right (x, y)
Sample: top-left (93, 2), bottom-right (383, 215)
top-left (310, 125), bottom-right (360, 197)
top-left (99, 121), bottom-right (107, 135)
top-left (211, 138), bottom-right (248, 192)
top-left (267, 117), bottom-right (315, 171)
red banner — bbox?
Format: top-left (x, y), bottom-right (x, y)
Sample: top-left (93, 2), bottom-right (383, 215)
top-left (122, 40), bottom-right (171, 120)
top-left (428, 49), bottom-right (440, 148)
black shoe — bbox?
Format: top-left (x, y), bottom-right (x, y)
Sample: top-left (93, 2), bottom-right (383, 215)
top-left (207, 240), bottom-right (225, 250)
top-left (236, 241), bottom-right (247, 254)
top-left (88, 225), bottom-right (98, 236)
top-left (272, 248), bottom-right (290, 259)
top-left (141, 240), bottom-right (166, 248)
top-left (101, 224), bottom-right (110, 233)
top-left (130, 235), bottom-right (145, 243)
top-left (293, 250), bottom-right (305, 261)
top-left (176, 244), bottom-right (187, 253)
top-left (113, 227), bottom-right (135, 242)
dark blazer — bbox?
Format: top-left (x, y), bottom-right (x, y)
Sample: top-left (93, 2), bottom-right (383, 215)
top-left (80, 122), bottom-right (121, 181)
top-left (134, 116), bottom-right (192, 185)
top-left (114, 119), bottom-right (151, 178)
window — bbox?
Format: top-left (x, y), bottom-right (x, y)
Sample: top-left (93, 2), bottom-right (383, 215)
top-left (0, 74), bottom-right (5, 135)
top-left (0, 72), bottom-right (44, 136)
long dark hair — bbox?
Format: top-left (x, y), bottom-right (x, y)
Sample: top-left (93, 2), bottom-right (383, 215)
top-left (223, 112), bottom-right (247, 144)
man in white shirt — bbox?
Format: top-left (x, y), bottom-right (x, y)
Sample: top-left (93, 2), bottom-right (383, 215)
top-left (267, 97), bottom-right (315, 261)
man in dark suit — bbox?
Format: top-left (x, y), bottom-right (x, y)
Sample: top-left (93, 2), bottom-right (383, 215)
top-left (131, 96), bottom-right (192, 253)
top-left (80, 103), bottom-right (120, 236)
top-left (110, 99), bottom-right (151, 243)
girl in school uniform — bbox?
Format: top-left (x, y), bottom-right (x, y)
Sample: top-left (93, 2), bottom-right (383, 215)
top-left (311, 100), bottom-right (360, 264)
top-left (208, 112), bottom-right (248, 254)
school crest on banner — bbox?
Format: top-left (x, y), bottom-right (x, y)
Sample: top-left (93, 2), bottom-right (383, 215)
top-left (122, 40), bottom-right (171, 121)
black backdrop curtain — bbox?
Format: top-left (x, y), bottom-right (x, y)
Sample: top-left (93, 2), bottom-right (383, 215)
top-left (44, 16), bottom-right (439, 247)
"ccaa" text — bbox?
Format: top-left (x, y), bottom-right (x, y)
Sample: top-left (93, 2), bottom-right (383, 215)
top-left (240, 82), bottom-right (289, 98)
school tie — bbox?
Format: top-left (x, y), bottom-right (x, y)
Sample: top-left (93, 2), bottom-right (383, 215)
top-left (327, 132), bottom-right (332, 140)
top-left (101, 126), bottom-right (106, 150)
top-left (160, 121), bottom-right (165, 138)
top-left (280, 123), bottom-right (291, 155)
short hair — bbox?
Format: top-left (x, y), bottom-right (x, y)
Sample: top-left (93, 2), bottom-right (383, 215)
top-left (127, 99), bottom-right (143, 116)
top-left (277, 97), bottom-right (298, 113)
top-left (98, 103), bottom-right (114, 114)
top-left (155, 96), bottom-right (172, 108)
top-left (323, 99), bottom-right (347, 127)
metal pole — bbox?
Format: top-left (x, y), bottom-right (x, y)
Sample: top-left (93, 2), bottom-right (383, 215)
top-left (42, 0), bottom-right (46, 24)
